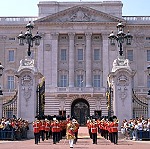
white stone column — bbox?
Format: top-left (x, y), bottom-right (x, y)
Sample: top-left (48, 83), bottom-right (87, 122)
top-left (51, 33), bottom-right (59, 87)
top-left (85, 33), bottom-right (92, 87)
top-left (102, 33), bottom-right (109, 87)
top-left (68, 33), bottom-right (75, 87)
top-left (109, 58), bottom-right (134, 129)
top-left (16, 57), bottom-right (43, 138)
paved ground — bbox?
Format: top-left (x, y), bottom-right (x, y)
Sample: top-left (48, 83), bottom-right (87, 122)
top-left (0, 127), bottom-right (150, 149)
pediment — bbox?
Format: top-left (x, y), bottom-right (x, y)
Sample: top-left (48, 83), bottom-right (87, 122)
top-left (35, 5), bottom-right (123, 23)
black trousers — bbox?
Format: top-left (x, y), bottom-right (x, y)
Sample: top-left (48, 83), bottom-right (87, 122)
top-left (92, 133), bottom-right (97, 144)
top-left (34, 133), bottom-right (39, 144)
top-left (112, 132), bottom-right (118, 144)
top-left (53, 132), bottom-right (57, 144)
top-left (74, 131), bottom-right (78, 144)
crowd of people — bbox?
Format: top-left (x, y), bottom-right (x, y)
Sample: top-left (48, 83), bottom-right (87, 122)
top-left (121, 116), bottom-right (150, 141)
top-left (0, 116), bottom-right (29, 140)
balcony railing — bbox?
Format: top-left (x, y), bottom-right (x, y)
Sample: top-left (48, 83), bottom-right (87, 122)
top-left (45, 86), bottom-right (106, 94)
top-left (0, 17), bottom-right (38, 24)
top-left (123, 16), bottom-right (150, 24)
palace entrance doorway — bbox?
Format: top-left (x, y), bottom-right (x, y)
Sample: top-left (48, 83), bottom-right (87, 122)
top-left (71, 98), bottom-right (90, 126)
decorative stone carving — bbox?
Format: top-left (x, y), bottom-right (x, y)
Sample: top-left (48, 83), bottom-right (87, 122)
top-left (21, 75), bottom-right (33, 103)
top-left (113, 57), bottom-right (129, 67)
top-left (112, 57), bottom-right (132, 72)
top-left (117, 74), bottom-right (129, 86)
top-left (20, 56), bottom-right (34, 67)
top-left (118, 86), bottom-right (128, 106)
top-left (117, 74), bottom-right (129, 105)
top-left (70, 10), bottom-right (91, 22)
top-left (45, 44), bottom-right (51, 51)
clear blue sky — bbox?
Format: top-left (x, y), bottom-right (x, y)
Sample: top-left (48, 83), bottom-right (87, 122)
top-left (0, 0), bottom-right (149, 16)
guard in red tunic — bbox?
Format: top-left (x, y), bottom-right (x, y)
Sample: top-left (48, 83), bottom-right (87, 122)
top-left (33, 117), bottom-right (40, 145)
top-left (87, 118), bottom-right (92, 139)
top-left (45, 118), bottom-right (50, 140)
top-left (51, 118), bottom-right (59, 144)
top-left (91, 119), bottom-right (98, 144)
top-left (40, 117), bottom-right (46, 141)
top-left (111, 116), bottom-right (119, 144)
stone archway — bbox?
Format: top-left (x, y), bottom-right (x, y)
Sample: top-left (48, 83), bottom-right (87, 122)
top-left (71, 98), bottom-right (90, 126)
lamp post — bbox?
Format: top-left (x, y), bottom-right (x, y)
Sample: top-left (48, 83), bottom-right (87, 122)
top-left (108, 21), bottom-right (133, 57)
top-left (17, 21), bottom-right (42, 57)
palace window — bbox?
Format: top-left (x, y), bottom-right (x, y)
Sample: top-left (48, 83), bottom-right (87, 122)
top-left (94, 49), bottom-right (100, 60)
top-left (60, 75), bottom-right (67, 87)
top-left (147, 50), bottom-right (150, 61)
top-left (77, 75), bottom-right (84, 87)
top-left (77, 49), bottom-right (83, 61)
top-left (8, 50), bottom-right (14, 62)
top-left (7, 76), bottom-right (15, 90)
top-left (60, 49), bottom-right (67, 61)
top-left (93, 75), bottom-right (100, 87)
top-left (127, 50), bottom-right (133, 61)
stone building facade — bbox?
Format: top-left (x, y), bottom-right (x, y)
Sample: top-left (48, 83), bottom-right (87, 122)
top-left (0, 0), bottom-right (150, 124)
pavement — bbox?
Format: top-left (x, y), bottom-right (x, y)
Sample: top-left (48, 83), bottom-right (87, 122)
top-left (0, 127), bottom-right (150, 149)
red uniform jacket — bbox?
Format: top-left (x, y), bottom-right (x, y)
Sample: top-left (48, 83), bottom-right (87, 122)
top-left (51, 121), bottom-right (60, 132)
top-left (110, 122), bottom-right (118, 133)
top-left (45, 120), bottom-right (50, 132)
top-left (91, 122), bottom-right (98, 133)
top-left (40, 120), bottom-right (46, 131)
top-left (33, 120), bottom-right (40, 133)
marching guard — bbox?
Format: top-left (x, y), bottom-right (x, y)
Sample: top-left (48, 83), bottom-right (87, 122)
top-left (111, 116), bottom-right (119, 144)
top-left (45, 118), bottom-right (50, 140)
top-left (91, 119), bottom-right (98, 144)
top-left (33, 117), bottom-right (41, 145)
top-left (51, 117), bottom-right (60, 144)
top-left (72, 119), bottom-right (79, 144)
top-left (39, 116), bottom-right (46, 141)
top-left (66, 118), bottom-right (76, 148)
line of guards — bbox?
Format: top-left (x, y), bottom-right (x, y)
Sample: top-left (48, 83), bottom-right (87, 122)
top-left (32, 115), bottom-right (79, 145)
top-left (86, 116), bottom-right (119, 145)
top-left (33, 115), bottom-right (119, 146)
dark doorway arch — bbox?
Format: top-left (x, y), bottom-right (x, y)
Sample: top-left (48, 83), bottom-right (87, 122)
top-left (71, 98), bottom-right (90, 126)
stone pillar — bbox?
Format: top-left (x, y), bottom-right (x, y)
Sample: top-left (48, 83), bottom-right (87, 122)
top-left (68, 33), bottom-right (75, 87)
top-left (51, 33), bottom-right (59, 87)
top-left (147, 98), bottom-right (150, 118)
top-left (102, 33), bottom-right (109, 87)
top-left (16, 56), bottom-right (43, 138)
top-left (0, 75), bottom-right (3, 118)
top-left (109, 57), bottom-right (134, 129)
top-left (85, 33), bottom-right (92, 87)
top-left (0, 95), bottom-right (3, 118)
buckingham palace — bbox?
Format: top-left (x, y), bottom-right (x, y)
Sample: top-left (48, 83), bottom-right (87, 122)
top-left (0, 0), bottom-right (150, 125)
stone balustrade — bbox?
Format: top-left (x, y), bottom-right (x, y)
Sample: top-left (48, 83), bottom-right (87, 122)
top-left (123, 16), bottom-right (150, 23)
top-left (0, 17), bottom-right (37, 24)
